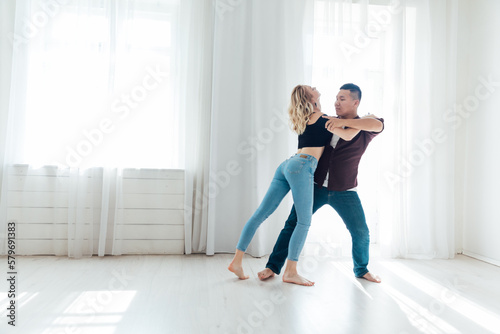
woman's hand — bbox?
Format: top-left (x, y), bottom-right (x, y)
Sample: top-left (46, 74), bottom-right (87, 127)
top-left (322, 115), bottom-right (360, 140)
top-left (322, 115), bottom-right (345, 132)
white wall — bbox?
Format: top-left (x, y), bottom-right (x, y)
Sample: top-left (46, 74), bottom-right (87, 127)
top-left (457, 0), bottom-right (500, 265)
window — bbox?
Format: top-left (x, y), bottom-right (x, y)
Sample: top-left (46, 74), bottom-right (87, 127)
top-left (21, 1), bottom-right (181, 169)
top-left (307, 1), bottom-right (416, 250)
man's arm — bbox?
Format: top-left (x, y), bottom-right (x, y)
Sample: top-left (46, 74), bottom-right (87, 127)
top-left (323, 115), bottom-right (383, 133)
top-left (330, 127), bottom-right (361, 141)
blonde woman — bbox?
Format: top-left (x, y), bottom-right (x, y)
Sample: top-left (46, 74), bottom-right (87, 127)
top-left (228, 85), bottom-right (359, 286)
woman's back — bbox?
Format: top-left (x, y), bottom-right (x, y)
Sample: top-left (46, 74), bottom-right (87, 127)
top-left (297, 113), bottom-right (332, 160)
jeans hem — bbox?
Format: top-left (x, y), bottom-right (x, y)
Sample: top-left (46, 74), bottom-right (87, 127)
top-left (355, 270), bottom-right (369, 278)
top-left (266, 264), bottom-right (281, 275)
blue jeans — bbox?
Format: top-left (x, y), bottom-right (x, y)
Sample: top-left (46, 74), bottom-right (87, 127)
top-left (236, 154), bottom-right (318, 262)
top-left (265, 186), bottom-right (370, 277)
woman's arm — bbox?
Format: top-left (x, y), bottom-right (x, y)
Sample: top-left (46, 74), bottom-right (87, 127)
top-left (323, 115), bottom-right (384, 133)
top-left (330, 127), bottom-right (361, 141)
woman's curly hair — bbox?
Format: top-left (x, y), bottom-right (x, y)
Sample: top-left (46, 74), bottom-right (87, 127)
top-left (288, 85), bottom-right (314, 135)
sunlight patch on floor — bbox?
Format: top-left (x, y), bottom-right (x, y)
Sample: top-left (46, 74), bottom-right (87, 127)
top-left (330, 261), bottom-right (373, 300)
top-left (44, 290), bottom-right (137, 334)
top-left (383, 284), bottom-right (460, 334)
top-left (380, 261), bottom-right (500, 334)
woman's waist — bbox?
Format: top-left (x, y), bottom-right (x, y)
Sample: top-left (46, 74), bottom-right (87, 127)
top-left (296, 147), bottom-right (324, 161)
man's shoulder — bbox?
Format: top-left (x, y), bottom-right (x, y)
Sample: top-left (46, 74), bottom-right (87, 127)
top-left (360, 114), bottom-right (384, 135)
top-left (360, 113), bottom-right (384, 122)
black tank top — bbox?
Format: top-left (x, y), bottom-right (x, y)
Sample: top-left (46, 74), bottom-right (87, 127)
top-left (298, 114), bottom-right (333, 148)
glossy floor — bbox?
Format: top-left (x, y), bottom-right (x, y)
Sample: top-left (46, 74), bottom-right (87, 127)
top-left (1, 254), bottom-right (499, 334)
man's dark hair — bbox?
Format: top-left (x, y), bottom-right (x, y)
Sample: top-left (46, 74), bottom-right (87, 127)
top-left (340, 83), bottom-right (362, 101)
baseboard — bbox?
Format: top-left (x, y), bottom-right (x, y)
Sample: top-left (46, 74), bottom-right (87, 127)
top-left (462, 250), bottom-right (500, 267)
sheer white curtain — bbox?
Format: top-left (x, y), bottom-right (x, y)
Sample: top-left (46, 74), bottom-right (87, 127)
top-left (1, 0), bottom-right (460, 259)
top-left (0, 0), bottom-right (181, 257)
top-left (208, 0), bottom-right (315, 256)
top-left (179, 0), bottom-right (216, 254)
top-left (0, 0), bottom-right (16, 255)
top-left (378, 0), bottom-right (458, 259)
top-left (206, 0), bottom-right (458, 258)
top-left (307, 0), bottom-right (390, 257)
top-left (309, 0), bottom-right (458, 259)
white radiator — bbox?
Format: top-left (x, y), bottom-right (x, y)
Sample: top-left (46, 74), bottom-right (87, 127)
top-left (6, 165), bottom-right (185, 255)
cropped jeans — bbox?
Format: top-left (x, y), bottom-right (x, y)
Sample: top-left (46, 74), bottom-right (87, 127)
top-left (236, 153), bottom-right (318, 262)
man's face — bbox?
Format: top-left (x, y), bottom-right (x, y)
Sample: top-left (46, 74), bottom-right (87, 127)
top-left (335, 89), bottom-right (358, 117)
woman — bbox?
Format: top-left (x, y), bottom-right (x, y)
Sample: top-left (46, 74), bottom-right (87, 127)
top-left (228, 85), bottom-right (359, 286)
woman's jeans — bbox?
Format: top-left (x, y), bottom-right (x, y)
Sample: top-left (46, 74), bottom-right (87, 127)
top-left (236, 154), bottom-right (318, 262)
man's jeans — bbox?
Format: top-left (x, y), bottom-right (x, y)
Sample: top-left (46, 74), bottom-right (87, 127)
top-left (265, 185), bottom-right (370, 277)
top-left (236, 153), bottom-right (317, 261)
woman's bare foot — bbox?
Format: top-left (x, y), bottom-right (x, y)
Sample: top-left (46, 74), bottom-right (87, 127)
top-left (362, 272), bottom-right (381, 283)
top-left (283, 272), bottom-right (315, 286)
top-left (282, 259), bottom-right (314, 286)
top-left (257, 268), bottom-right (275, 280)
top-left (228, 250), bottom-right (249, 280)
top-left (228, 262), bottom-right (249, 280)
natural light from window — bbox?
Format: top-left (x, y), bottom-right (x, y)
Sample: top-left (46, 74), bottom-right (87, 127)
top-left (21, 3), bottom-right (180, 169)
top-left (307, 1), bottom-right (416, 248)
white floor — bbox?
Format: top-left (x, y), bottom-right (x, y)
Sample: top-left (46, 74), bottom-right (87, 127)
top-left (1, 253), bottom-right (500, 334)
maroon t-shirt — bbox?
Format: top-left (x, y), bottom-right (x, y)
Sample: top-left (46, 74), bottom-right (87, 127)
top-left (314, 116), bottom-right (384, 191)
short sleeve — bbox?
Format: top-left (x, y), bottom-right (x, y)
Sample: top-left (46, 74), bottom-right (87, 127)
top-left (366, 117), bottom-right (384, 138)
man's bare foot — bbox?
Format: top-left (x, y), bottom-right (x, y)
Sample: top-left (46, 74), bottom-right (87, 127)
top-left (228, 263), bottom-right (249, 280)
top-left (283, 272), bottom-right (315, 286)
top-left (257, 268), bottom-right (275, 280)
top-left (362, 272), bottom-right (381, 283)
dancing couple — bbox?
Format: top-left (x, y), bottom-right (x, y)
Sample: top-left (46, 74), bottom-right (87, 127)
top-left (228, 83), bottom-right (384, 286)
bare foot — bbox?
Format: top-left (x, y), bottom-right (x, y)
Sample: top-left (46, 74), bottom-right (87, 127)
top-left (257, 268), bottom-right (275, 280)
top-left (228, 263), bottom-right (249, 280)
top-left (362, 272), bottom-right (381, 283)
top-left (283, 272), bottom-right (315, 286)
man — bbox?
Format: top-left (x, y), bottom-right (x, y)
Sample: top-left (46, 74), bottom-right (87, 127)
top-left (258, 83), bottom-right (384, 284)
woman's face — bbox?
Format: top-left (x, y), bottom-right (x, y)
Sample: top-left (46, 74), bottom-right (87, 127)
top-left (307, 86), bottom-right (321, 111)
